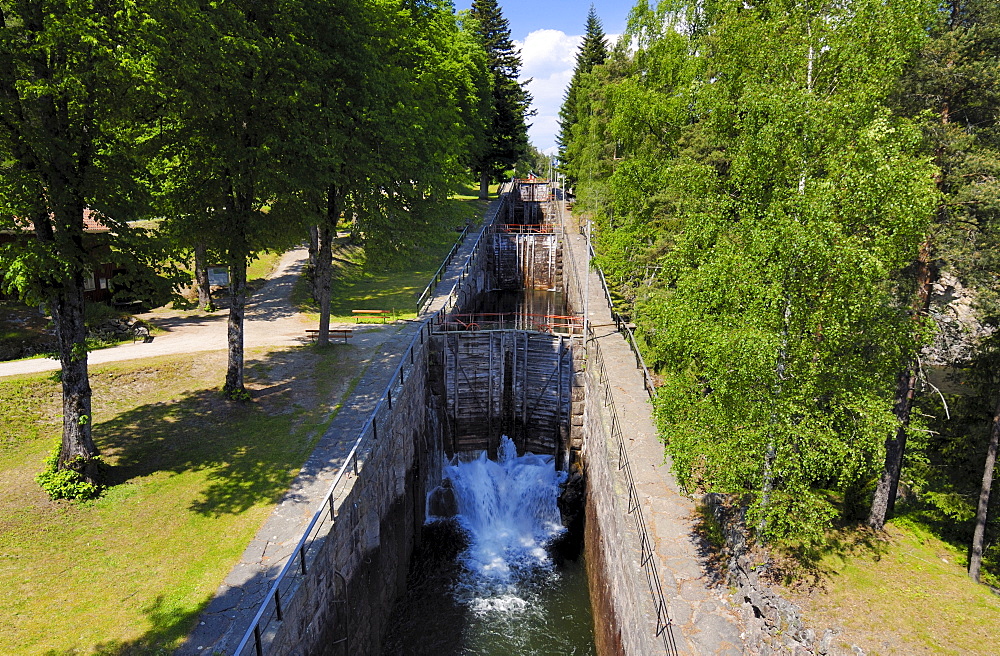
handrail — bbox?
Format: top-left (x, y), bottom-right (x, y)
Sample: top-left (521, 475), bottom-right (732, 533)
top-left (436, 311), bottom-right (583, 336)
top-left (588, 328), bottom-right (678, 656)
top-left (235, 181), bottom-right (516, 656)
top-left (234, 317), bottom-right (435, 656)
top-left (587, 241), bottom-right (656, 399)
top-left (557, 190), bottom-right (675, 653)
top-left (416, 223), bottom-right (471, 315)
top-left (415, 179), bottom-right (518, 315)
top-left (492, 223), bottom-right (562, 234)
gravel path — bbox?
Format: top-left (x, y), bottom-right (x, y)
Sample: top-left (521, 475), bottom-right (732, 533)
top-left (0, 247), bottom-right (355, 378)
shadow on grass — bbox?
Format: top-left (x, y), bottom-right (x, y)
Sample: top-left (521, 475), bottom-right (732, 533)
top-left (97, 349), bottom-right (326, 518)
top-left (766, 524), bottom-right (892, 590)
top-left (45, 595), bottom-right (209, 656)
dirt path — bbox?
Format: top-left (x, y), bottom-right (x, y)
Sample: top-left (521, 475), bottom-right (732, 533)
top-left (0, 247), bottom-right (369, 378)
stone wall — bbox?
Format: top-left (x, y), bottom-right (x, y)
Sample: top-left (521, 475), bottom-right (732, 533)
top-left (582, 368), bottom-right (662, 656)
top-left (263, 341), bottom-right (441, 656)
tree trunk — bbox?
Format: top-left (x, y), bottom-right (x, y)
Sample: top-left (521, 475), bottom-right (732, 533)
top-left (869, 365), bottom-right (918, 529)
top-left (194, 242), bottom-right (212, 310)
top-left (32, 204), bottom-right (100, 481)
top-left (308, 224), bottom-right (320, 301)
top-left (479, 171), bottom-right (490, 200)
top-left (316, 225), bottom-right (333, 346)
top-left (308, 224), bottom-right (319, 270)
top-left (970, 394), bottom-right (1000, 583)
top-left (224, 258), bottom-right (247, 395)
top-left (315, 188), bottom-right (342, 346)
top-left (52, 274), bottom-right (101, 481)
top-left (869, 239), bottom-right (936, 530)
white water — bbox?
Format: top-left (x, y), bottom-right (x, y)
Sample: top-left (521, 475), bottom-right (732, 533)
top-left (444, 436), bottom-right (568, 594)
top-left (386, 437), bottom-right (594, 655)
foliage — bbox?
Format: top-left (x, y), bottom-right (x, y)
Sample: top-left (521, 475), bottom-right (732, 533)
top-left (469, 0), bottom-right (532, 185)
top-left (0, 0), bottom-right (161, 478)
top-left (557, 5), bottom-right (609, 186)
top-left (35, 442), bottom-right (103, 501)
top-left (567, 0), bottom-right (942, 542)
top-left (513, 144), bottom-right (552, 180)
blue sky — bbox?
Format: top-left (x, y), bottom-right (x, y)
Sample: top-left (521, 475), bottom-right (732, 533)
top-left (454, 1), bottom-right (638, 154)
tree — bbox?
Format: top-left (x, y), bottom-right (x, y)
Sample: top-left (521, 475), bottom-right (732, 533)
top-left (0, 1), bottom-right (154, 486)
top-left (295, 0), bottom-right (491, 344)
top-left (469, 0), bottom-right (532, 198)
top-left (568, 0), bottom-right (939, 542)
top-left (557, 5), bottom-right (608, 186)
top-left (150, 0), bottom-right (313, 394)
top-left (870, 0), bottom-right (1000, 530)
top-left (970, 397), bottom-right (999, 582)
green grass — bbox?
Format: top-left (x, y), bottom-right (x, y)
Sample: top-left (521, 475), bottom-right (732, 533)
top-left (784, 523), bottom-right (1000, 655)
top-left (293, 191), bottom-right (488, 321)
top-left (246, 250), bottom-right (284, 282)
top-left (0, 345), bottom-right (364, 655)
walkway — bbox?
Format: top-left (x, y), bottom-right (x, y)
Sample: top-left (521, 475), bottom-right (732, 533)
top-left (561, 202), bottom-right (745, 655)
top-left (176, 199), bottom-right (503, 654)
top-left (0, 248), bottom-right (320, 378)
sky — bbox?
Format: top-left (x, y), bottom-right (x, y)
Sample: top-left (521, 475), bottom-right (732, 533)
top-left (454, 1), bottom-right (636, 155)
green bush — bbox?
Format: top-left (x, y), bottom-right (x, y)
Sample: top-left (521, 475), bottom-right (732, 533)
top-left (35, 442), bottom-right (103, 501)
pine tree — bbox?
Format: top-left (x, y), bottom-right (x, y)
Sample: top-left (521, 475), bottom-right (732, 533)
top-left (470, 0), bottom-right (532, 198)
top-left (869, 0), bottom-right (1000, 532)
top-left (557, 5), bottom-right (608, 185)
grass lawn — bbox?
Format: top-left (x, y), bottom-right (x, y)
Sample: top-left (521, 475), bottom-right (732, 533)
top-left (783, 522), bottom-right (1000, 655)
top-left (0, 301), bottom-right (53, 361)
top-left (0, 344), bottom-right (366, 655)
top-left (293, 188), bottom-right (490, 322)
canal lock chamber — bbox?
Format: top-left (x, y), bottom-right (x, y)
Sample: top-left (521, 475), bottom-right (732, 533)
top-left (275, 184), bottom-right (612, 656)
top-left (381, 187), bottom-right (596, 655)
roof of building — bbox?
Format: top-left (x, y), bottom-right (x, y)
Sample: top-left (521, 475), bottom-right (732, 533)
top-left (2, 208), bottom-right (112, 234)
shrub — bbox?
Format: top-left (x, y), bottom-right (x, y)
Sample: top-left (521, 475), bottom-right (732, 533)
top-left (35, 442), bottom-right (103, 501)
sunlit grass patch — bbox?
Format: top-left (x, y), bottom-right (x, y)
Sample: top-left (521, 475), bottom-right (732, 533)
top-left (785, 523), bottom-right (1000, 655)
top-left (294, 193), bottom-right (488, 321)
top-left (0, 346), bottom-right (361, 654)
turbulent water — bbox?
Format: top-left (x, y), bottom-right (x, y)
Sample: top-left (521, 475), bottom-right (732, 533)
top-left (447, 436), bottom-right (567, 585)
top-left (383, 437), bottom-right (595, 656)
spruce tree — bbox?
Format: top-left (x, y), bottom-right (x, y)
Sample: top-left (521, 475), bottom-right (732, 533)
top-left (557, 5), bottom-right (608, 185)
top-left (470, 0), bottom-right (532, 198)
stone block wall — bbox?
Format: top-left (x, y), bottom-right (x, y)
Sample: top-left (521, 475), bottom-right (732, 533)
top-left (582, 369), bottom-right (662, 656)
top-left (263, 343), bottom-right (440, 656)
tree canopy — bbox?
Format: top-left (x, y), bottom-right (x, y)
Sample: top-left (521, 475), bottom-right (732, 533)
top-left (469, 0), bottom-right (532, 197)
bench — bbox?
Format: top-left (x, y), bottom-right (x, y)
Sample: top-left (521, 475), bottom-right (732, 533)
top-left (352, 309), bottom-right (392, 324)
top-left (306, 328), bottom-right (353, 343)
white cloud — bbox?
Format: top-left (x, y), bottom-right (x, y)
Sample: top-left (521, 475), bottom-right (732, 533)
top-left (514, 29), bottom-right (579, 154)
top-left (514, 29), bottom-right (618, 154)
top-left (518, 29), bottom-right (580, 80)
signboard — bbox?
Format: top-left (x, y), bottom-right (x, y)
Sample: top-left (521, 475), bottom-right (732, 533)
top-left (208, 267), bottom-right (229, 287)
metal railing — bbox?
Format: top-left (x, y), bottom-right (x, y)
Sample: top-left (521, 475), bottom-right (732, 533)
top-left (416, 223), bottom-right (471, 315)
top-left (588, 328), bottom-right (679, 656)
top-left (435, 312), bottom-right (582, 335)
top-left (559, 189), bottom-right (675, 653)
top-left (416, 183), bottom-right (514, 316)
top-left (234, 317), bottom-right (436, 656)
top-left (587, 241), bottom-right (656, 399)
top-left (493, 223), bottom-right (562, 234)
top-left (235, 182), bottom-right (516, 656)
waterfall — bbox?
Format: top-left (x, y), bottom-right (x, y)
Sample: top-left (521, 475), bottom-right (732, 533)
top-left (389, 437), bottom-right (594, 655)
top-left (442, 436), bottom-right (568, 596)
